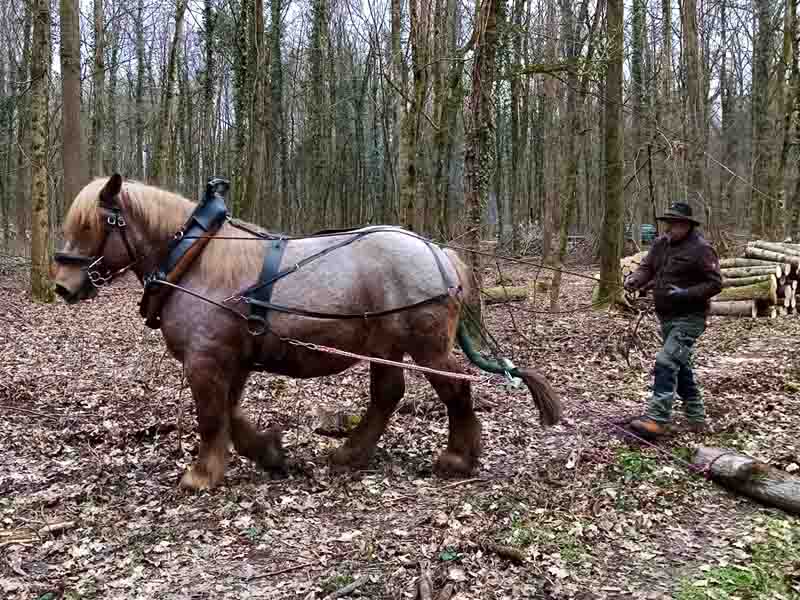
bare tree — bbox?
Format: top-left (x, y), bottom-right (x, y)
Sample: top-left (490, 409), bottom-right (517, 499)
top-left (59, 0), bottom-right (82, 205)
top-left (29, 0), bottom-right (53, 301)
top-left (596, 0), bottom-right (624, 305)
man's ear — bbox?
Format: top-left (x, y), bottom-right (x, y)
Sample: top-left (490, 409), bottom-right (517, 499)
top-left (100, 173), bottom-right (123, 207)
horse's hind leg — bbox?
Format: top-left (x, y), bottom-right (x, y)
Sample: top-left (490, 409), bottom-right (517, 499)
top-left (411, 351), bottom-right (481, 476)
top-left (180, 360), bottom-right (233, 491)
top-left (330, 360), bottom-right (405, 469)
top-left (229, 373), bottom-right (286, 474)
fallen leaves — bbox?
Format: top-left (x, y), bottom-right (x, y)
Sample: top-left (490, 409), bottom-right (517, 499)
top-left (1, 267), bottom-right (800, 599)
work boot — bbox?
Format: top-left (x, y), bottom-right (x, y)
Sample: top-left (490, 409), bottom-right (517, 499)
top-left (628, 416), bottom-right (669, 439)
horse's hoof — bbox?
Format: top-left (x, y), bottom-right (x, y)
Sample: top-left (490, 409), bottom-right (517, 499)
top-left (253, 432), bottom-right (287, 472)
top-left (179, 466), bottom-right (221, 491)
top-left (329, 445), bottom-right (371, 471)
top-left (434, 451), bottom-right (476, 477)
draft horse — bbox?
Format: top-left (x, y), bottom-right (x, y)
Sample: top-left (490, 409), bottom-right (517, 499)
top-left (52, 174), bottom-right (562, 491)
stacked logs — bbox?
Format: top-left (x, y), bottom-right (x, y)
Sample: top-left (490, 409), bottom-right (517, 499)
top-left (711, 241), bottom-right (799, 318)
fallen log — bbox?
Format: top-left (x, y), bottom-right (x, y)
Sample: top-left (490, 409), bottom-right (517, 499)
top-left (708, 300), bottom-right (757, 318)
top-left (715, 277), bottom-right (777, 305)
top-left (483, 285), bottom-right (529, 304)
top-left (721, 265), bottom-right (781, 278)
top-left (693, 446), bottom-right (800, 515)
top-left (745, 246), bottom-right (800, 268)
top-left (721, 274), bottom-right (774, 288)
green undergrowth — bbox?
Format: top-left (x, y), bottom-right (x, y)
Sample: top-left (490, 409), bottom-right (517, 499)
top-left (676, 516), bottom-right (800, 599)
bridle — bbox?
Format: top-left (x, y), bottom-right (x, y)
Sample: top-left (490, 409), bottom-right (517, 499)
top-left (53, 191), bottom-right (141, 288)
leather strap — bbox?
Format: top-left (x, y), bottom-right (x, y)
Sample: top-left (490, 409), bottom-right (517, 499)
top-left (243, 237), bottom-right (289, 335)
top-left (139, 192), bottom-right (229, 329)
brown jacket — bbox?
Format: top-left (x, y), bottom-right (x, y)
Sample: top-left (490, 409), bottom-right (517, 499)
top-left (627, 230), bottom-right (722, 318)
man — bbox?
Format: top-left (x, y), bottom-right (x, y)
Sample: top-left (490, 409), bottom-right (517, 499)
top-left (623, 202), bottom-right (723, 438)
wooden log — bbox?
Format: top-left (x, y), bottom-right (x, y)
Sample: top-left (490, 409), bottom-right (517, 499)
top-left (721, 265), bottom-right (781, 278)
top-left (715, 277), bottom-right (777, 304)
top-left (720, 257), bottom-right (791, 275)
top-left (721, 274), bottom-right (774, 288)
top-left (693, 446), bottom-right (800, 515)
top-left (745, 246), bottom-right (800, 268)
top-left (483, 285), bottom-right (529, 304)
top-left (708, 300), bottom-right (757, 318)
top-left (749, 240), bottom-right (800, 258)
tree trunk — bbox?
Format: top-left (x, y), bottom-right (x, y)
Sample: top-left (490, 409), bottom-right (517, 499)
top-left (681, 0), bottom-right (704, 212)
top-left (751, 0), bottom-right (772, 237)
top-left (89, 0), bottom-right (104, 178)
top-left (463, 0), bottom-right (504, 343)
top-left (59, 0), bottom-right (82, 205)
top-left (595, 0), bottom-right (625, 306)
top-left (271, 0), bottom-right (288, 228)
top-left (15, 4), bottom-right (32, 239)
top-left (151, 0), bottom-right (187, 187)
top-left (391, 0), bottom-right (404, 223)
top-left (778, 0), bottom-right (796, 238)
top-left (244, 0), bottom-right (266, 221)
top-left (30, 0), bottom-right (53, 302)
top-left (135, 0), bottom-right (145, 179)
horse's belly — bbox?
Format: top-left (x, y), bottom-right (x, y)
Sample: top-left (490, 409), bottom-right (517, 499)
top-left (252, 343), bottom-right (359, 378)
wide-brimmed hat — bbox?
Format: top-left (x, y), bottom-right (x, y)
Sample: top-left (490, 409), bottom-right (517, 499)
top-left (657, 202), bottom-right (701, 225)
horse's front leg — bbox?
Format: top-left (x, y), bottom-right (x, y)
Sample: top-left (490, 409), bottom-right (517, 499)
top-left (180, 357), bottom-right (233, 491)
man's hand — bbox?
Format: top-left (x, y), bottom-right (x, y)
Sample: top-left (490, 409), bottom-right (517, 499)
top-left (667, 284), bottom-right (688, 298)
top-left (623, 275), bottom-right (638, 293)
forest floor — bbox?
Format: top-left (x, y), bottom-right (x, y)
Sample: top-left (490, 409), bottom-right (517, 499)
top-left (1, 255), bottom-right (799, 600)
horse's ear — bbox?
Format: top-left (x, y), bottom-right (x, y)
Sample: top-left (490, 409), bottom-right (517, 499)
top-left (100, 173), bottom-right (123, 206)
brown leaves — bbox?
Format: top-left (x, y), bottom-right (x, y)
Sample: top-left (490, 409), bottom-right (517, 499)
top-left (1, 266), bottom-right (800, 598)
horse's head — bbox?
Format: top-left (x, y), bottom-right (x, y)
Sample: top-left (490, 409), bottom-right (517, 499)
top-left (53, 173), bottom-right (138, 303)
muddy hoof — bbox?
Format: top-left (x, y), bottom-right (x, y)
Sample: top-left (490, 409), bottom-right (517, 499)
top-left (329, 444), bottom-right (372, 471)
top-left (179, 465), bottom-right (222, 492)
top-left (253, 430), bottom-right (287, 473)
top-left (434, 451), bottom-right (476, 477)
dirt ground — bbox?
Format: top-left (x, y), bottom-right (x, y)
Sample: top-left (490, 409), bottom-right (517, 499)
top-left (1, 257), bottom-right (799, 600)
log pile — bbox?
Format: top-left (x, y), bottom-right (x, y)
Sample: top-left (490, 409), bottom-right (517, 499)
top-left (711, 240), bottom-right (800, 319)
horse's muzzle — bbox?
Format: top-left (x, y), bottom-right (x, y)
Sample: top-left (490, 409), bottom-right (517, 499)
top-left (55, 279), bottom-right (98, 304)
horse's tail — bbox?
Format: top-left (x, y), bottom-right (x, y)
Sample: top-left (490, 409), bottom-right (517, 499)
top-left (442, 248), bottom-right (562, 428)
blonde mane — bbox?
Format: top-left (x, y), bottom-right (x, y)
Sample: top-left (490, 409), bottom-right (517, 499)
top-left (64, 177), bottom-right (265, 289)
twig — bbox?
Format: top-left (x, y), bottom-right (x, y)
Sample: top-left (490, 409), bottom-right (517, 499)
top-left (417, 568), bottom-right (434, 600)
top-left (38, 520), bottom-right (76, 536)
top-left (247, 562), bottom-right (315, 581)
top-left (324, 575), bottom-right (369, 599)
top-left (435, 583), bottom-right (455, 600)
top-left (439, 478), bottom-right (486, 489)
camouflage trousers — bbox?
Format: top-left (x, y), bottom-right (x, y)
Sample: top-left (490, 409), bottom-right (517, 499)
top-left (646, 314), bottom-right (707, 424)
